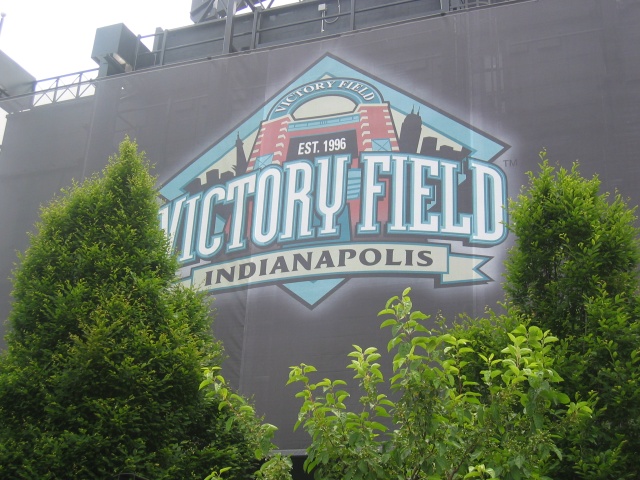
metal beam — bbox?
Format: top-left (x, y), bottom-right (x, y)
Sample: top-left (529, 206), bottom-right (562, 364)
top-left (223, 0), bottom-right (238, 54)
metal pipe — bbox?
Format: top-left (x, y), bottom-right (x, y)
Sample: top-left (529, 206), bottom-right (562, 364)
top-left (0, 12), bottom-right (6, 40)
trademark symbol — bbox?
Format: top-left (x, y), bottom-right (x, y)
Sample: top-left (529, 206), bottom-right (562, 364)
top-left (502, 158), bottom-right (518, 168)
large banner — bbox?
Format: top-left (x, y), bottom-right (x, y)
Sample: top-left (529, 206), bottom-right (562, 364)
top-left (159, 55), bottom-right (509, 308)
top-left (152, 54), bottom-right (517, 450)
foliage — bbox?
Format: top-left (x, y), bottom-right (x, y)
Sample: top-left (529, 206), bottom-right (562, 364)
top-left (504, 151), bottom-right (640, 336)
top-left (288, 288), bottom-right (590, 480)
top-left (200, 367), bottom-right (293, 480)
top-left (504, 152), bottom-right (640, 478)
top-left (0, 139), bottom-right (262, 479)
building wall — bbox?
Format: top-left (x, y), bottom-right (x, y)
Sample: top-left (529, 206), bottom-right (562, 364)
top-left (0, 0), bottom-right (639, 450)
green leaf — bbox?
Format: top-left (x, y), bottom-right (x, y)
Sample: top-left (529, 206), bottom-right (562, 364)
top-left (410, 311), bottom-right (428, 321)
top-left (369, 421), bottom-right (388, 432)
top-left (380, 318), bottom-right (398, 328)
top-left (225, 416), bottom-right (234, 432)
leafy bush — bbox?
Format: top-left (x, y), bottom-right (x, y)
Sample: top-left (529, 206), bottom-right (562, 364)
top-left (0, 139), bottom-right (263, 479)
top-left (289, 289), bottom-right (590, 480)
top-left (505, 152), bottom-right (640, 478)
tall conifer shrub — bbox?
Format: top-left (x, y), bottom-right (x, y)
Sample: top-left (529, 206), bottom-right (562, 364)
top-left (505, 153), bottom-right (640, 478)
top-left (0, 139), bottom-right (261, 479)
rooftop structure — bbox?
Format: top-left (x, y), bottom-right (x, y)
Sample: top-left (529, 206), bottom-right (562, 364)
top-left (0, 0), bottom-right (519, 111)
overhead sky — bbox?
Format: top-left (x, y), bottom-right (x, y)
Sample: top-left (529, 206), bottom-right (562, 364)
top-left (0, 0), bottom-right (295, 81)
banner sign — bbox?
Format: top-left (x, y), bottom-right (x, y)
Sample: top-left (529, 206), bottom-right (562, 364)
top-left (159, 55), bottom-right (509, 307)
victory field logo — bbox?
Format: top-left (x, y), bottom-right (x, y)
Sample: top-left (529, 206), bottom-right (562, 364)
top-left (159, 54), bottom-right (509, 308)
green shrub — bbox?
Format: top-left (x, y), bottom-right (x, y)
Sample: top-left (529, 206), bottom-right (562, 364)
top-left (505, 152), bottom-right (640, 478)
top-left (0, 139), bottom-right (261, 479)
top-left (289, 289), bottom-right (589, 480)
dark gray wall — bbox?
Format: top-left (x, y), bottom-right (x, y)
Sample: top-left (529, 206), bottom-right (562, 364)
top-left (1, 0), bottom-right (638, 450)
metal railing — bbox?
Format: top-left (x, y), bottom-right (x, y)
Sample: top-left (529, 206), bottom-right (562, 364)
top-left (32, 69), bottom-right (99, 106)
top-left (130, 0), bottom-right (521, 72)
top-left (0, 68), bottom-right (98, 113)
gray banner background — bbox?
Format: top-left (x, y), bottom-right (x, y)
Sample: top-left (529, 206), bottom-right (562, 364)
top-left (1, 0), bottom-right (638, 449)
